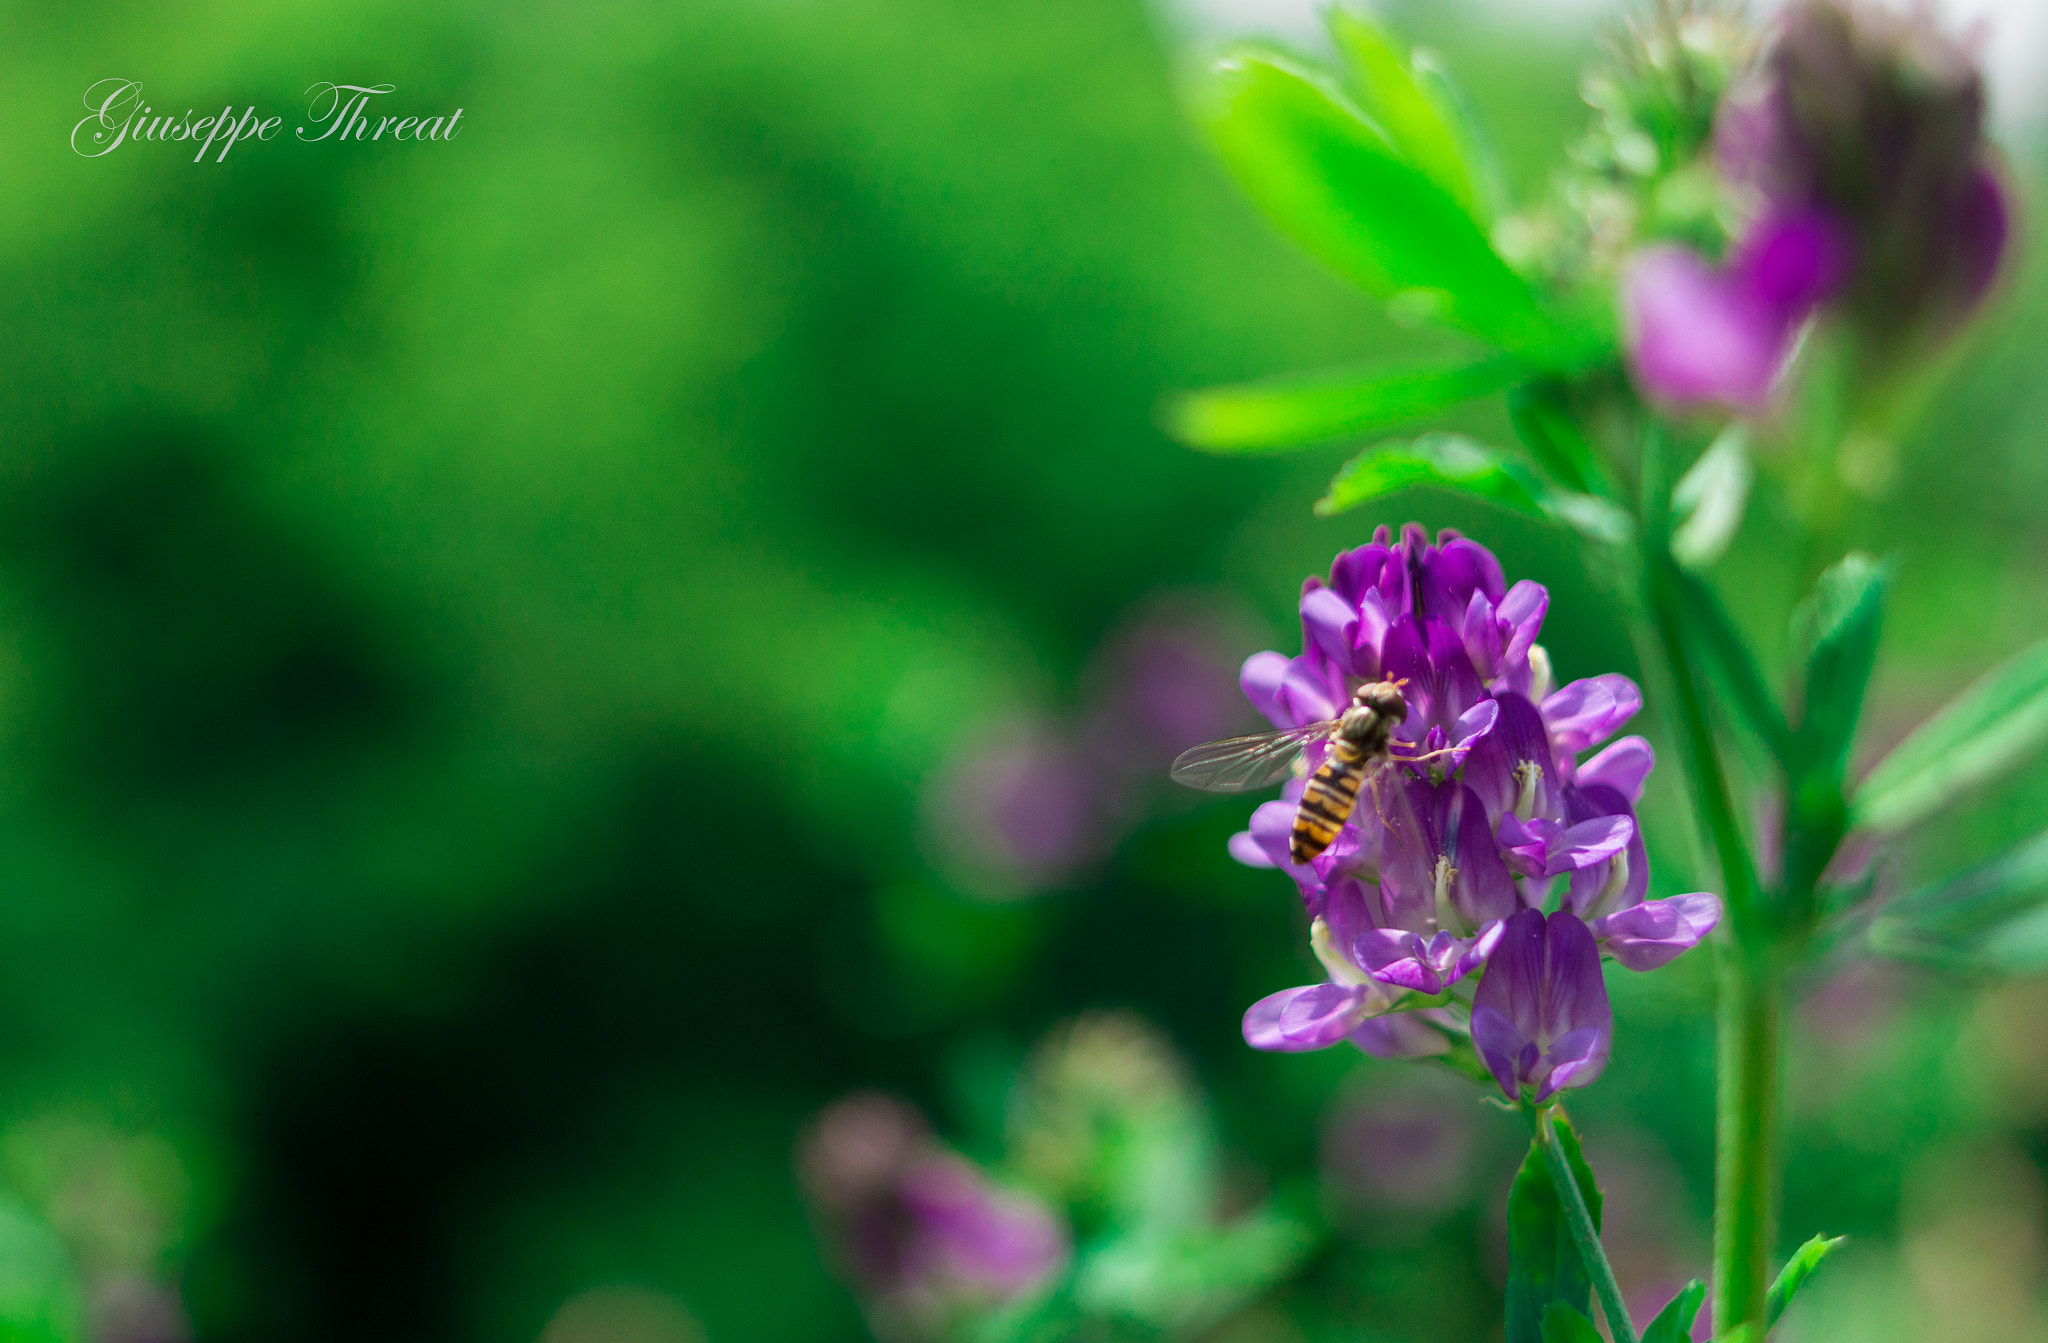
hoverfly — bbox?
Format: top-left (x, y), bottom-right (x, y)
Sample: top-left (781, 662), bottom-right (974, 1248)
top-left (1171, 678), bottom-right (1425, 864)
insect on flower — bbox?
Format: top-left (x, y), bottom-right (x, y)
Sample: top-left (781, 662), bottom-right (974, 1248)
top-left (1172, 677), bottom-right (1448, 863)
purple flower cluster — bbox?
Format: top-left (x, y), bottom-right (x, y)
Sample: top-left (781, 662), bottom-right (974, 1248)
top-left (1230, 526), bottom-right (1721, 1103)
top-left (929, 603), bottom-right (1249, 896)
top-left (799, 1093), bottom-right (1066, 1337)
top-left (1625, 0), bottom-right (2007, 409)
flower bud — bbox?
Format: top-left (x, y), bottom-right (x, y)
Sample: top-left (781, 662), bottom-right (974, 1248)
top-left (1718, 0), bottom-right (2008, 338)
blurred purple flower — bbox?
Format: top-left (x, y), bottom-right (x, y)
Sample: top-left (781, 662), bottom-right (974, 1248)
top-left (89, 1278), bottom-right (189, 1343)
top-left (1323, 1086), bottom-right (1475, 1214)
top-left (1716, 0), bottom-right (2008, 346)
top-left (928, 718), bottom-right (1104, 894)
top-left (1085, 603), bottom-right (1251, 773)
top-left (896, 1155), bottom-right (1068, 1298)
top-left (1472, 909), bottom-right (1613, 1103)
top-left (799, 1093), bottom-right (1065, 1330)
top-left (1623, 210), bottom-right (1851, 409)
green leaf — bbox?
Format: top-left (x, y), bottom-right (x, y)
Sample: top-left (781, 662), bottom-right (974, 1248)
top-left (1671, 425), bottom-right (1751, 570)
top-left (1317, 432), bottom-right (1541, 518)
top-left (1506, 1115), bottom-right (1602, 1343)
top-left (1165, 355), bottom-right (1520, 453)
top-left (1543, 492), bottom-right (1633, 546)
top-left (1640, 1279), bottom-right (1705, 1343)
top-left (1326, 9), bottom-right (1486, 220)
top-left (1766, 1234), bottom-right (1845, 1327)
top-left (1203, 50), bottom-right (1589, 366)
top-left (1793, 553), bottom-right (1889, 784)
top-left (1540, 1303), bottom-right (1604, 1343)
top-left (1853, 637), bottom-right (2048, 833)
top-left (1883, 826), bottom-right (2048, 935)
top-left (1506, 381), bottom-right (1603, 494)
top-left (1410, 51), bottom-right (1510, 223)
top-left (1317, 433), bottom-right (1630, 547)
top-left (1670, 565), bottom-right (1793, 763)
top-left (1869, 828), bottom-right (2048, 972)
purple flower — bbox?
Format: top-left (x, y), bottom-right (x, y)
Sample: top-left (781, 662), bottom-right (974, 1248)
top-left (896, 1155), bottom-right (1068, 1298)
top-left (1242, 875), bottom-right (1495, 1053)
top-left (1085, 604), bottom-right (1251, 774)
top-left (799, 1093), bottom-right (1066, 1323)
top-left (1379, 775), bottom-right (1519, 939)
top-left (1323, 1084), bottom-right (1476, 1215)
top-left (1716, 0), bottom-right (2009, 344)
top-left (1472, 909), bottom-right (1614, 1103)
top-left (1622, 211), bottom-right (1851, 409)
top-left (1226, 527), bottom-right (1719, 1075)
top-left (927, 718), bottom-right (1105, 894)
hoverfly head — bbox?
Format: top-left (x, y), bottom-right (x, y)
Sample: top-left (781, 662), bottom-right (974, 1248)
top-left (1356, 678), bottom-right (1408, 723)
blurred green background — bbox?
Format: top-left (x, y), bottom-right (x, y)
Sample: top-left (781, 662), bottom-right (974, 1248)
top-left (5, 1), bottom-right (2048, 1340)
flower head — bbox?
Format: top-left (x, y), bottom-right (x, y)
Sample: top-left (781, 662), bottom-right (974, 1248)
top-left (1719, 0), bottom-right (2008, 334)
top-left (1225, 527), bottom-right (1722, 1078)
top-left (799, 1093), bottom-right (1066, 1337)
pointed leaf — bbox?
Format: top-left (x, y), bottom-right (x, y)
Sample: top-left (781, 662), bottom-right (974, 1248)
top-left (1540, 1302), bottom-right (1604, 1343)
top-left (1507, 380), bottom-right (1603, 494)
top-left (1317, 433), bottom-right (1629, 548)
top-left (1671, 564), bottom-right (1794, 763)
top-left (1640, 1278), bottom-right (1705, 1343)
top-left (1317, 432), bottom-right (1540, 518)
top-left (1854, 637), bottom-right (2048, 833)
top-left (1327, 9), bottom-right (1485, 219)
top-left (1543, 493), bottom-right (1633, 546)
top-left (1506, 1115), bottom-right (1601, 1343)
top-left (1766, 1234), bottom-right (1844, 1327)
top-left (1671, 426), bottom-right (1752, 570)
top-left (1165, 355), bottom-right (1520, 453)
top-left (1794, 553), bottom-right (1889, 783)
top-left (1881, 827), bottom-right (2048, 937)
top-left (1411, 51), bottom-right (1510, 223)
top-left (1203, 50), bottom-right (1589, 366)
top-left (1870, 828), bottom-right (2048, 973)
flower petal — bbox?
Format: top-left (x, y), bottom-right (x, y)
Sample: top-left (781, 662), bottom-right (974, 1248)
top-left (1347, 1010), bottom-right (1453, 1059)
top-left (1622, 244), bottom-right (1790, 410)
top-left (1593, 892), bottom-right (1723, 970)
top-left (1470, 1003), bottom-right (1528, 1102)
top-left (1227, 829), bottom-right (1275, 868)
top-left (1242, 982), bottom-right (1372, 1052)
top-left (1542, 814), bottom-right (1635, 878)
top-left (1301, 586), bottom-right (1362, 677)
top-left (1542, 675), bottom-right (1643, 753)
top-left (1240, 651), bottom-right (1291, 730)
top-left (1577, 735), bottom-right (1655, 802)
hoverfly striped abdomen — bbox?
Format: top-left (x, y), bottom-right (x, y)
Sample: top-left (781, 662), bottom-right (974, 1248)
top-left (1289, 737), bottom-right (1370, 864)
top-left (1168, 677), bottom-right (1412, 866)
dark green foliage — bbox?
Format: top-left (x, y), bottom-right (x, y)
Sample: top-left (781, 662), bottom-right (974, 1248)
top-left (1506, 1114), bottom-right (1602, 1343)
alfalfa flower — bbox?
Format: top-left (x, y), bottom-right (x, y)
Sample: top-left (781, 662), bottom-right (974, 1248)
top-left (1472, 908), bottom-right (1614, 1103)
top-left (1220, 527), bottom-right (1722, 1075)
top-left (799, 1093), bottom-right (1066, 1339)
top-left (1624, 0), bottom-right (2008, 407)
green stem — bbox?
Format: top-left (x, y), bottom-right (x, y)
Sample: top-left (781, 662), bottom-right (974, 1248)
top-left (1637, 420), bottom-right (1777, 1336)
top-left (1714, 943), bottom-right (1781, 1336)
top-left (1637, 426), bottom-right (1764, 938)
top-left (1537, 1107), bottom-right (1638, 1343)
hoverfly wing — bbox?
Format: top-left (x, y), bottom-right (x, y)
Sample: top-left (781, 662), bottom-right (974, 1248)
top-left (1169, 721), bottom-right (1335, 793)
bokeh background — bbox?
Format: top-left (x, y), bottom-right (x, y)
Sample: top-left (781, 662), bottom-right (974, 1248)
top-left (6, 1), bottom-right (2048, 1340)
